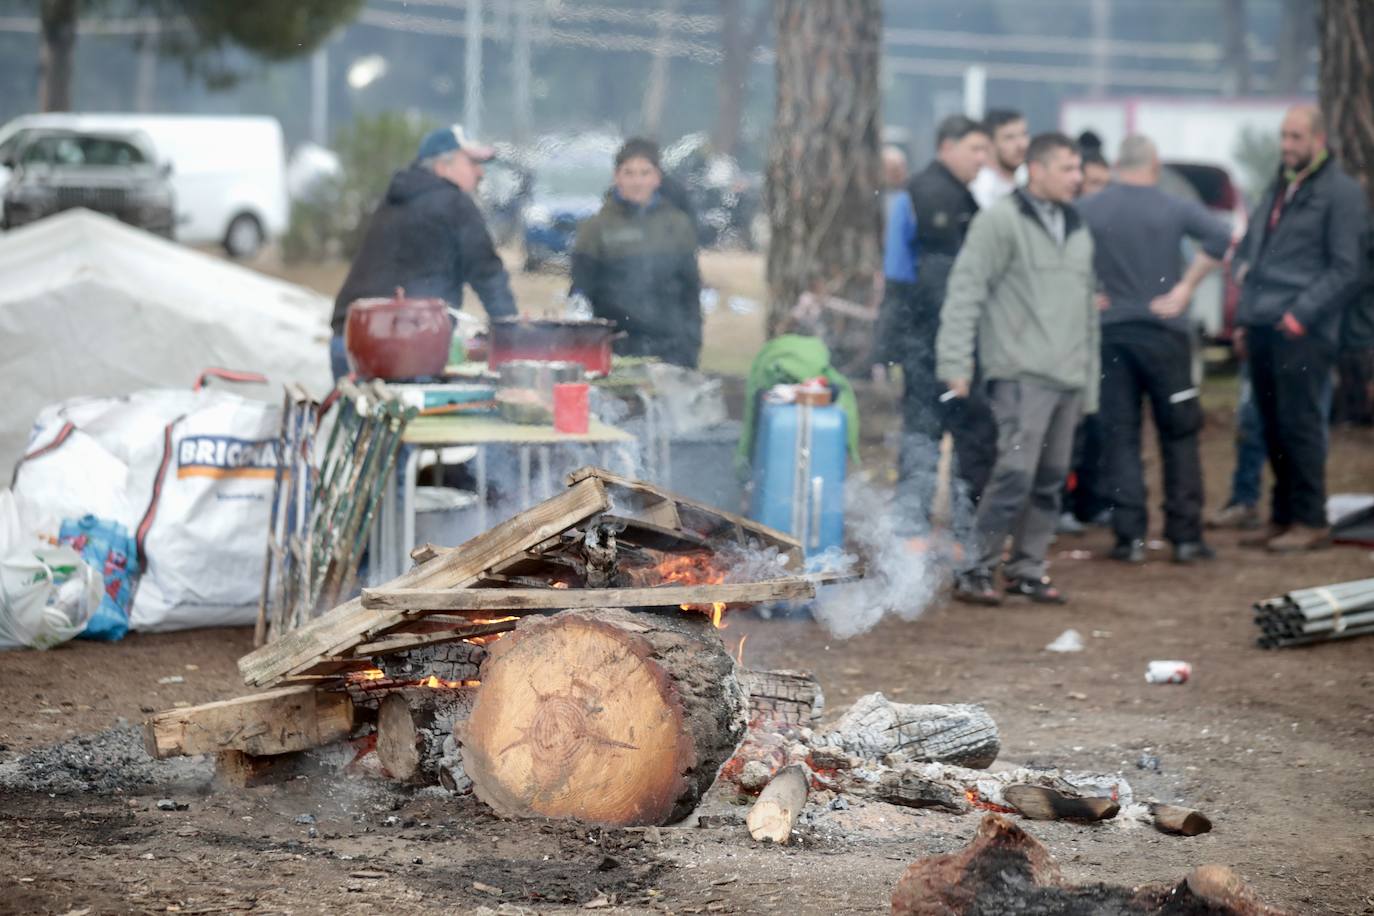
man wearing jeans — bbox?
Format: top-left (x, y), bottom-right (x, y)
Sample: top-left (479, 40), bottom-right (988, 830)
top-left (938, 133), bottom-right (1099, 605)
top-left (1078, 135), bottom-right (1232, 564)
top-left (1231, 105), bottom-right (1367, 552)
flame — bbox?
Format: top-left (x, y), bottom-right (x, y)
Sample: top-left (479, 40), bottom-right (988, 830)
top-left (354, 668), bottom-right (386, 681)
top-left (471, 616), bottom-right (519, 625)
top-left (656, 551), bottom-right (731, 628)
top-left (417, 675), bottom-right (481, 689)
top-left (552, 581), bottom-right (569, 589)
top-left (735, 633), bottom-right (748, 666)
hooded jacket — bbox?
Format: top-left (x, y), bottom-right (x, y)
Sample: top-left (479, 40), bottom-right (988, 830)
top-left (571, 192), bottom-right (702, 368)
top-left (936, 190), bottom-right (1101, 412)
top-left (1234, 155), bottom-right (1368, 346)
top-left (333, 164), bottom-right (516, 334)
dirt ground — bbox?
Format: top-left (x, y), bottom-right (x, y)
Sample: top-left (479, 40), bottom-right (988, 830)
top-left (3, 255), bottom-right (1374, 915)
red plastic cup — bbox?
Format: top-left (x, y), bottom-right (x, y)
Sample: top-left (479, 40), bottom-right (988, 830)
top-left (553, 382), bottom-right (590, 434)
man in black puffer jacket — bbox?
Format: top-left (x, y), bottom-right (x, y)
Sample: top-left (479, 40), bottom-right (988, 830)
top-left (571, 138), bottom-right (702, 369)
top-left (1233, 104), bottom-right (1369, 552)
top-left (333, 125), bottom-right (517, 378)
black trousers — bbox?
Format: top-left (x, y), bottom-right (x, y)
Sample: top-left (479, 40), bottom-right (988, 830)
top-left (1335, 345), bottom-right (1374, 426)
top-left (1099, 323), bottom-right (1205, 544)
top-left (1247, 325), bottom-right (1334, 528)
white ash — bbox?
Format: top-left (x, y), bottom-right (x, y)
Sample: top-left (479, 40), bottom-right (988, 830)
top-left (0, 725), bottom-right (212, 795)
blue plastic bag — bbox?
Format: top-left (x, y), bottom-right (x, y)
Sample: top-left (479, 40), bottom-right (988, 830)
top-left (58, 515), bottom-right (140, 641)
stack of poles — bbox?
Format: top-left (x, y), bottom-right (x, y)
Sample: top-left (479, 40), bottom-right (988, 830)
top-left (1253, 578), bottom-right (1374, 648)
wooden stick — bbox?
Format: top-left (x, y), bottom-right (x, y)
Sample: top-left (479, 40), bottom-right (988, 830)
top-left (1149, 803), bottom-right (1213, 836)
top-left (144, 686), bottom-right (353, 759)
top-left (361, 577), bottom-right (816, 612)
top-left (352, 620), bottom-right (519, 658)
top-left (746, 764), bottom-right (809, 844)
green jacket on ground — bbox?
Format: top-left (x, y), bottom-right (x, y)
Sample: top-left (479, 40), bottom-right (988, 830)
top-left (737, 334), bottom-right (860, 471)
top-left (936, 189), bottom-right (1101, 413)
top-left (571, 192), bottom-right (702, 368)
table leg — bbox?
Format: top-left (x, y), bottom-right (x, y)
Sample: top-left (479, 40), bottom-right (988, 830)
top-left (539, 446), bottom-right (552, 498)
top-left (476, 446), bottom-right (488, 532)
top-left (401, 447), bottom-right (420, 573)
top-left (519, 447), bottom-right (531, 508)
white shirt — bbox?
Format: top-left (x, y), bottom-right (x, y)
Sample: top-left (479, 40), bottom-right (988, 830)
top-left (970, 165), bottom-right (1024, 210)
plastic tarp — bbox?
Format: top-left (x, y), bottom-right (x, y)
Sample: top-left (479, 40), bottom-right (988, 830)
top-left (0, 208), bottom-right (332, 473)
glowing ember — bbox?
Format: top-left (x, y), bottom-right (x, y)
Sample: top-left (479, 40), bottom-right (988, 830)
top-left (417, 675), bottom-right (481, 689)
top-left (552, 581), bottom-right (570, 589)
top-left (656, 551), bottom-right (732, 628)
top-left (964, 787), bottom-right (1019, 814)
top-left (353, 668), bottom-right (386, 681)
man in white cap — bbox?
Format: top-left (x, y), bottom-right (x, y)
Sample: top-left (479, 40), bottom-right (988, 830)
top-left (332, 124), bottom-right (516, 377)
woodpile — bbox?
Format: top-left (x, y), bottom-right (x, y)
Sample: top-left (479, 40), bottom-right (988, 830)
top-left (891, 814), bottom-right (1286, 915)
top-left (1253, 577), bottom-right (1374, 648)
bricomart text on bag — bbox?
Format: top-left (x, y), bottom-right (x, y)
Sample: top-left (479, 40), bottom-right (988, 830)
top-left (176, 435), bottom-right (279, 479)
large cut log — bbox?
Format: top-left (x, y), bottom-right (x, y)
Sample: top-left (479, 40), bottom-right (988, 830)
top-left (375, 688), bottom-right (477, 784)
top-left (892, 814), bottom-right (1288, 916)
top-left (822, 693), bottom-right (1000, 769)
top-left (143, 686), bottom-right (353, 759)
top-left (746, 764), bottom-right (808, 843)
top-left (458, 607), bottom-right (746, 826)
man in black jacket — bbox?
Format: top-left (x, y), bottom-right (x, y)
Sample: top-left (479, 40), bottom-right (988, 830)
top-left (874, 115), bottom-right (995, 545)
top-left (1233, 104), bottom-right (1369, 552)
top-left (332, 125), bottom-right (517, 378)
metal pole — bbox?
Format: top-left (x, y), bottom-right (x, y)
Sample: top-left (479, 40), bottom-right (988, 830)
top-left (962, 65), bottom-right (986, 120)
top-left (464, 0), bottom-right (484, 137)
top-left (513, 0), bottom-right (532, 142)
top-left (310, 46), bottom-right (329, 146)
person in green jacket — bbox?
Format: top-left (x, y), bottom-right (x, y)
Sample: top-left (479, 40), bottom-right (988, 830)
top-left (937, 132), bottom-right (1100, 607)
top-left (571, 138), bottom-right (703, 368)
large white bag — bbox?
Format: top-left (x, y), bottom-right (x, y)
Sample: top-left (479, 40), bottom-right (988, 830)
top-left (0, 490), bottom-right (99, 650)
top-left (14, 371), bottom-right (281, 631)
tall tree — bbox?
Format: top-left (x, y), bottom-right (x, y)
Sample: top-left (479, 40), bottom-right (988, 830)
top-left (1220, 0), bottom-right (1250, 95)
top-left (712, 0), bottom-right (770, 157)
top-left (1276, 0), bottom-right (1317, 94)
top-left (1319, 0), bottom-right (1374, 208)
top-left (764, 0), bottom-right (882, 369)
top-left (32, 0), bottom-right (364, 111)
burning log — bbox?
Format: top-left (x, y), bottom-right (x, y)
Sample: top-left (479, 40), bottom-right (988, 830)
top-left (891, 814), bottom-right (1288, 916)
top-left (375, 688), bottom-right (477, 785)
top-left (1002, 783), bottom-right (1119, 822)
top-left (143, 686), bottom-right (353, 759)
top-left (871, 770), bottom-right (969, 813)
top-left (740, 669), bottom-right (824, 731)
top-left (1149, 802), bottom-right (1213, 836)
top-left (458, 607), bottom-right (746, 827)
top-left (746, 764), bottom-right (809, 843)
top-left (821, 693), bottom-right (1000, 769)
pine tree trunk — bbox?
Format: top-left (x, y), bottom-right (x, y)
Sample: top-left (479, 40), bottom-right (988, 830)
top-left (1320, 0), bottom-right (1374, 209)
top-left (38, 0), bottom-right (78, 112)
top-left (764, 0), bottom-right (882, 371)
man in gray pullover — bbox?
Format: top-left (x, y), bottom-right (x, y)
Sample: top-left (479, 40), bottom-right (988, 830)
top-left (938, 133), bottom-right (1099, 605)
top-left (1078, 135), bottom-right (1232, 565)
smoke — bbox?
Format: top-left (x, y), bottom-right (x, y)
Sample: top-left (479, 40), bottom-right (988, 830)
top-left (808, 473), bottom-right (948, 639)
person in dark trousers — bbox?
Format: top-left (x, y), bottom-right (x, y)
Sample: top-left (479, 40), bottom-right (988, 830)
top-left (874, 115), bottom-right (994, 546)
top-left (1078, 135), bottom-right (1232, 564)
top-left (1334, 225), bottom-right (1374, 426)
top-left (571, 138), bottom-right (702, 368)
top-left (938, 132), bottom-right (1099, 605)
top-left (333, 125), bottom-right (517, 379)
top-left (1232, 104), bottom-right (1368, 553)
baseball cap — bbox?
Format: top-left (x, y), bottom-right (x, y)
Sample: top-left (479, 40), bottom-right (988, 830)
top-left (416, 124), bottom-right (496, 163)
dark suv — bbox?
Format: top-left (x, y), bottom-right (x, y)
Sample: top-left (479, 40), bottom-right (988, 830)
top-left (1, 128), bottom-right (175, 236)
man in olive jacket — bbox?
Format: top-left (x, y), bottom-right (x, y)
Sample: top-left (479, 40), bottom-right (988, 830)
top-left (571, 138), bottom-right (702, 368)
top-left (937, 133), bottom-right (1099, 606)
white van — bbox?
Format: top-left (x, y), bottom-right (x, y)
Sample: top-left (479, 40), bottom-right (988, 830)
top-left (0, 113), bottom-right (288, 257)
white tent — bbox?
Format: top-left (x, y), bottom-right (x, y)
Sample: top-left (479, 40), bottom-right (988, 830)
top-left (0, 209), bottom-right (332, 473)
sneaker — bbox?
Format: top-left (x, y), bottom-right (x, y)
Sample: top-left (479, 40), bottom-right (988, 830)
top-left (1004, 576), bottom-right (1068, 604)
top-left (1206, 503), bottom-right (1261, 530)
top-left (1108, 538), bottom-right (1146, 564)
top-left (1266, 525), bottom-right (1331, 553)
top-left (953, 570), bottom-right (1002, 606)
top-left (1239, 524), bottom-right (1289, 548)
top-left (1172, 541), bottom-right (1216, 564)
top-left (1056, 512), bottom-right (1086, 535)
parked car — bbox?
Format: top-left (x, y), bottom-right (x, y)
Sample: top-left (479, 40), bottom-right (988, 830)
top-left (0, 128), bottom-right (175, 236)
top-left (661, 133), bottom-right (765, 251)
top-left (0, 113), bottom-right (288, 257)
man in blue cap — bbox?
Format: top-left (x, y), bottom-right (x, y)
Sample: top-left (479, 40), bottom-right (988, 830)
top-left (332, 124), bottom-right (517, 378)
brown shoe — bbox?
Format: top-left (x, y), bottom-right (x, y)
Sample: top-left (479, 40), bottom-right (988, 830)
top-left (1266, 525), bottom-right (1331, 553)
top-left (1239, 524), bottom-right (1289, 548)
top-left (1206, 503), bottom-right (1261, 530)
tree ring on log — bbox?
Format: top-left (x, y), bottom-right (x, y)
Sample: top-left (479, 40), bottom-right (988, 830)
top-left (461, 608), bottom-right (744, 826)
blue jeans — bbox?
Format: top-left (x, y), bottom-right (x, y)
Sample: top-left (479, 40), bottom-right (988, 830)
top-left (1228, 371), bottom-right (1333, 508)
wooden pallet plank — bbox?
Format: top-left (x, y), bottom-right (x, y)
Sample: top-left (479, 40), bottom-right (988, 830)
top-left (361, 577), bottom-right (816, 612)
top-left (143, 686), bottom-right (354, 759)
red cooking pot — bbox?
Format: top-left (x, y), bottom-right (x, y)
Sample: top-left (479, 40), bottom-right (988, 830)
top-left (344, 288), bottom-right (452, 381)
top-left (487, 317), bottom-right (620, 376)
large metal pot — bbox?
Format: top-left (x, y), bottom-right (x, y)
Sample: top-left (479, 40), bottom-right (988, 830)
top-left (487, 317), bottom-right (618, 376)
top-left (344, 288), bottom-right (451, 380)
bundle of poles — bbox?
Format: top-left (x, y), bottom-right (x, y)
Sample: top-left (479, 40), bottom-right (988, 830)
top-left (1253, 578), bottom-right (1374, 649)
